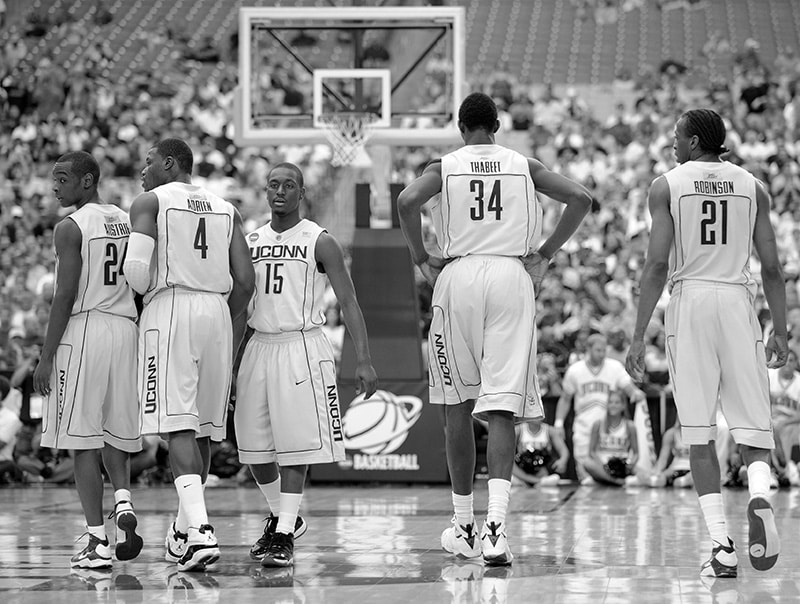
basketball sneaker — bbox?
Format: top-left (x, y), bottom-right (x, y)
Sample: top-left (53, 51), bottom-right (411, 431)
top-left (176, 524), bottom-right (220, 572)
top-left (441, 516), bottom-right (481, 559)
top-left (110, 501), bottom-right (143, 561)
top-left (261, 532), bottom-right (294, 567)
top-left (480, 521), bottom-right (513, 566)
top-left (71, 533), bottom-right (113, 569)
top-left (165, 521), bottom-right (189, 564)
top-left (249, 514), bottom-right (308, 561)
top-left (747, 497), bottom-right (780, 571)
top-left (700, 537), bottom-right (738, 578)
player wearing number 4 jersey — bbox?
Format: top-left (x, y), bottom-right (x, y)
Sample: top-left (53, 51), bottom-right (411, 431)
top-left (33, 151), bottom-right (143, 569)
top-left (398, 92), bottom-right (591, 565)
top-left (626, 109), bottom-right (788, 577)
top-left (235, 163), bottom-right (378, 568)
top-left (124, 138), bottom-right (255, 572)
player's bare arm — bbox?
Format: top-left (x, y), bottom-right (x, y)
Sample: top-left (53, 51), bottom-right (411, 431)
top-left (33, 220), bottom-right (82, 396)
top-left (521, 158), bottom-right (592, 292)
top-left (228, 208), bottom-right (256, 361)
top-left (123, 192), bottom-right (159, 294)
top-left (397, 161), bottom-right (447, 286)
top-left (753, 180), bottom-right (789, 368)
top-left (316, 232), bottom-right (378, 399)
top-left (626, 176), bottom-right (673, 383)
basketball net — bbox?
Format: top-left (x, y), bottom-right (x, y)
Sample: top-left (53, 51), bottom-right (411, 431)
top-left (319, 112), bottom-right (377, 167)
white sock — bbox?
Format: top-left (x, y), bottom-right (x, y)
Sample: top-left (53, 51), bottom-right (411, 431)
top-left (114, 489), bottom-right (133, 514)
top-left (174, 474), bottom-right (208, 530)
top-left (698, 493), bottom-right (729, 545)
top-left (747, 461), bottom-right (771, 499)
top-left (486, 478), bottom-right (511, 526)
top-left (257, 477), bottom-right (282, 516)
top-left (275, 492), bottom-right (303, 535)
top-left (88, 524), bottom-right (107, 542)
top-left (452, 492), bottom-right (474, 527)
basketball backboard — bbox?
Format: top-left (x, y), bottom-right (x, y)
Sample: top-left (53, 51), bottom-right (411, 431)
top-left (234, 5), bottom-right (465, 147)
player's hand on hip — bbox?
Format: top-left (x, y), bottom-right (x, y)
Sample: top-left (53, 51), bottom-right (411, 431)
top-left (32, 359), bottom-right (52, 396)
top-left (355, 362), bottom-right (378, 399)
top-left (625, 339), bottom-right (647, 383)
top-left (419, 256), bottom-right (448, 287)
top-left (766, 333), bottom-right (789, 369)
top-left (521, 251), bottom-right (549, 296)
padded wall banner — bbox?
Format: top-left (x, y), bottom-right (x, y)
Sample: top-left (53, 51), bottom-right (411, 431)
top-left (311, 380), bottom-right (449, 483)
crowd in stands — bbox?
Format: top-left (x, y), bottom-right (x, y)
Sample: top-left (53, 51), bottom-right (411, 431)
top-left (2, 9), bottom-right (800, 487)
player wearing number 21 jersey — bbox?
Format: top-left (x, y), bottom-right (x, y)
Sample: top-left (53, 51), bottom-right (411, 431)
top-left (398, 92), bottom-right (591, 566)
top-left (627, 109), bottom-right (788, 577)
top-left (124, 138), bottom-right (255, 572)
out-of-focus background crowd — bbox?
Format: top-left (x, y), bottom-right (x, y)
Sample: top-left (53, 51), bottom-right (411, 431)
top-left (2, 0), bottom-right (800, 486)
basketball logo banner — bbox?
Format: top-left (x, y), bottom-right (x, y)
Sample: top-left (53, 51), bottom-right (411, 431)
top-left (311, 381), bottom-right (448, 483)
top-left (342, 390), bottom-right (423, 454)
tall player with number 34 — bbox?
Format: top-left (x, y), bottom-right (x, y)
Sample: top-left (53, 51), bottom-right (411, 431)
top-left (398, 92), bottom-right (592, 566)
top-left (124, 138), bottom-right (255, 572)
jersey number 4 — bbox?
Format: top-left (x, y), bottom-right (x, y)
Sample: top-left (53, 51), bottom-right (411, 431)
top-left (700, 199), bottom-right (727, 245)
top-left (194, 217), bottom-right (209, 258)
top-left (103, 241), bottom-right (128, 286)
top-left (469, 179), bottom-right (503, 221)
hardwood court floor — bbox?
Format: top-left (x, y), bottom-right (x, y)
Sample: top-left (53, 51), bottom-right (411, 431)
top-left (1, 482), bottom-right (799, 603)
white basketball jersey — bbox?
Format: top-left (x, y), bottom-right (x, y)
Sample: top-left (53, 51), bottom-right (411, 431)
top-left (145, 182), bottom-right (235, 303)
top-left (246, 219), bottom-right (328, 334)
top-left (562, 358), bottom-right (633, 418)
top-left (519, 423), bottom-right (552, 453)
top-left (664, 161), bottom-right (758, 295)
top-left (63, 204), bottom-right (136, 318)
top-left (430, 144), bottom-right (542, 258)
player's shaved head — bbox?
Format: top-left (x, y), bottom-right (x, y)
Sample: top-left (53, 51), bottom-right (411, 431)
top-left (269, 162), bottom-right (304, 187)
top-left (55, 151), bottom-right (100, 185)
top-left (155, 138), bottom-right (194, 174)
top-left (458, 92), bottom-right (498, 133)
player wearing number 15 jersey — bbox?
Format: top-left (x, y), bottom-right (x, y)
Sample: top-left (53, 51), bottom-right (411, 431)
top-left (33, 151), bottom-right (143, 569)
top-left (235, 163), bottom-right (377, 568)
top-left (627, 109), bottom-right (788, 577)
top-left (398, 92), bottom-right (591, 566)
top-left (124, 138), bottom-right (255, 571)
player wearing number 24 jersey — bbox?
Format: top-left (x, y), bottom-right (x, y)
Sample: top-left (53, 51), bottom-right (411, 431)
top-left (124, 138), bottom-right (255, 571)
top-left (398, 92), bottom-right (591, 566)
top-left (33, 151), bottom-right (143, 568)
top-left (626, 109), bottom-right (787, 577)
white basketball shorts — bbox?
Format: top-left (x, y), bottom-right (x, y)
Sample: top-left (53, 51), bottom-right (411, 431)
top-left (665, 281), bottom-right (773, 449)
top-left (235, 328), bottom-right (344, 466)
top-left (139, 289), bottom-right (232, 441)
top-left (427, 255), bottom-right (544, 422)
top-left (42, 311), bottom-right (141, 452)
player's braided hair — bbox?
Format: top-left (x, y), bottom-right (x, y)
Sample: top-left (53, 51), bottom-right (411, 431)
top-left (680, 108), bottom-right (729, 155)
top-left (458, 92), bottom-right (498, 132)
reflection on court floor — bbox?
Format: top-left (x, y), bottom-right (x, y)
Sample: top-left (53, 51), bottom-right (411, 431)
top-left (1, 484), bottom-right (799, 603)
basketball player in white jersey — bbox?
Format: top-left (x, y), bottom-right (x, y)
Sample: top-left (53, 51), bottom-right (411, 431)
top-left (626, 109), bottom-right (788, 577)
top-left (123, 138), bottom-right (255, 572)
top-left (397, 92), bottom-right (592, 565)
top-left (32, 151), bottom-right (143, 569)
top-left (235, 163), bottom-right (377, 567)
top-left (553, 333), bottom-right (646, 482)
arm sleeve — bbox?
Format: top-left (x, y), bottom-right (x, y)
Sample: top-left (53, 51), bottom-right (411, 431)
top-left (123, 232), bottom-right (155, 294)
